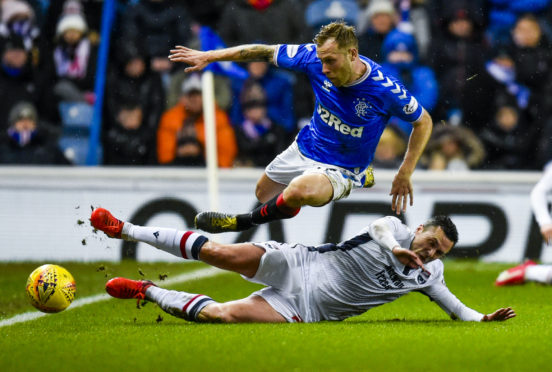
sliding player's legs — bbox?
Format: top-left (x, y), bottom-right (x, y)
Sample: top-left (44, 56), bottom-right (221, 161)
top-left (105, 277), bottom-right (286, 323)
top-left (90, 208), bottom-right (264, 277)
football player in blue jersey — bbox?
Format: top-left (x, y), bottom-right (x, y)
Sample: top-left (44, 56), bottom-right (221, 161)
top-left (169, 21), bottom-right (433, 233)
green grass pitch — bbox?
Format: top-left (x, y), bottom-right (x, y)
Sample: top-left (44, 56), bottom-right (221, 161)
top-left (1, 260), bottom-right (550, 371)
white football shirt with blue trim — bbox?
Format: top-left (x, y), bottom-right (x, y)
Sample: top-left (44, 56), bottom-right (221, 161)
top-left (273, 43), bottom-right (423, 172)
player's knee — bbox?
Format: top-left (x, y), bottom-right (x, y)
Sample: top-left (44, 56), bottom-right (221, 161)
top-left (205, 303), bottom-right (243, 323)
top-left (255, 183), bottom-right (267, 202)
top-left (286, 176), bottom-right (325, 204)
top-left (198, 303), bottom-right (234, 323)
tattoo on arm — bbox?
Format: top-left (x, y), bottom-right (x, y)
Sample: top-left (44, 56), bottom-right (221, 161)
top-left (238, 45), bottom-right (274, 62)
top-left (209, 44), bottom-right (276, 64)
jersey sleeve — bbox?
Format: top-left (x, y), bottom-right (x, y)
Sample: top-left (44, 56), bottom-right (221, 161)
top-left (273, 43), bottom-right (318, 74)
top-left (375, 68), bottom-right (424, 123)
top-left (366, 216), bottom-right (410, 250)
top-left (421, 267), bottom-right (484, 322)
top-left (530, 161), bottom-right (552, 227)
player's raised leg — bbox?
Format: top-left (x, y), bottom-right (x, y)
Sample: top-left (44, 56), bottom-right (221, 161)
top-left (105, 277), bottom-right (286, 323)
top-left (91, 207), bottom-right (208, 261)
top-left (195, 173), bottom-right (333, 233)
top-left (90, 207), bottom-right (265, 277)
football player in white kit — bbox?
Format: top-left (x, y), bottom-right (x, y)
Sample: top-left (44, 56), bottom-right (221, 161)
top-left (495, 161), bottom-right (552, 286)
top-left (91, 208), bottom-right (515, 323)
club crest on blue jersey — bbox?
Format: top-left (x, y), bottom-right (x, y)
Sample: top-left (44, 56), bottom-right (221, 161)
top-left (354, 98), bottom-right (371, 118)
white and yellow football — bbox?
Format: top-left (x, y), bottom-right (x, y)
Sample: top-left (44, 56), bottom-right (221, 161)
top-left (26, 264), bottom-right (76, 313)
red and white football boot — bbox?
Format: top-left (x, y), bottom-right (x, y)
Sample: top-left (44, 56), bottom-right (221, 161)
top-left (105, 277), bottom-right (156, 307)
top-left (90, 208), bottom-right (125, 239)
top-left (495, 260), bottom-right (537, 286)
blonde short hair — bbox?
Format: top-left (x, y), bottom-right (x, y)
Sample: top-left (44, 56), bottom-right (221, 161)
top-left (313, 21), bottom-right (358, 50)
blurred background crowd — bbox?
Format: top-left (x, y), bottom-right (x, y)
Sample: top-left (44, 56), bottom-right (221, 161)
top-left (1, 0), bottom-right (551, 171)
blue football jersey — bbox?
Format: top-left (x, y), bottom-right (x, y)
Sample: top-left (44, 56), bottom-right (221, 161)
top-left (274, 43), bottom-right (424, 171)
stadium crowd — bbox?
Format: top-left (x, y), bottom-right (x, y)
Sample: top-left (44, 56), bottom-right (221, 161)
top-left (0, 0), bottom-right (551, 169)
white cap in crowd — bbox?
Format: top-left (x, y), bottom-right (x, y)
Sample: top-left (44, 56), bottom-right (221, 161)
top-left (56, 13), bottom-right (88, 36)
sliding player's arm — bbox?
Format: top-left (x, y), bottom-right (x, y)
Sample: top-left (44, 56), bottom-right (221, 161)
top-left (368, 217), bottom-right (427, 272)
top-left (169, 44), bottom-right (276, 72)
top-left (422, 280), bottom-right (515, 322)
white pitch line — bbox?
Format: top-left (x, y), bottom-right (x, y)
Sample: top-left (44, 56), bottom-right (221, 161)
top-left (0, 267), bottom-right (225, 328)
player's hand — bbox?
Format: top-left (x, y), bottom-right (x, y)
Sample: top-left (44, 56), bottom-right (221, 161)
top-left (392, 247), bottom-right (429, 274)
top-left (540, 224), bottom-right (552, 245)
top-left (390, 172), bottom-right (413, 215)
top-left (169, 46), bottom-right (210, 72)
top-left (481, 307), bottom-right (516, 322)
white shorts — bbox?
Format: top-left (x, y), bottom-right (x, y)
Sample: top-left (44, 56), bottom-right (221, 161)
top-left (244, 240), bottom-right (315, 323)
top-left (264, 142), bottom-right (368, 201)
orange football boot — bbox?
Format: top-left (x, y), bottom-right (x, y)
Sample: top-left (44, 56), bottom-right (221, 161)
top-left (90, 208), bottom-right (125, 238)
top-left (105, 277), bottom-right (156, 306)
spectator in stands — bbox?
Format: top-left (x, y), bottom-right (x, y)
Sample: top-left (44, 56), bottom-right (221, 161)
top-left (166, 24), bottom-right (232, 111)
top-left (167, 69), bottom-right (232, 111)
top-left (538, 116), bottom-right (552, 168)
top-left (0, 101), bottom-right (69, 164)
top-left (381, 29), bottom-right (438, 135)
top-left (409, 0), bottom-right (431, 63)
top-left (118, 0), bottom-right (192, 84)
top-left (182, 0), bottom-right (226, 29)
top-left (0, 34), bottom-right (38, 131)
top-left (0, 0), bottom-right (40, 51)
top-left (157, 73), bottom-right (237, 167)
top-left (218, 0), bottom-right (310, 134)
top-left (479, 94), bottom-right (536, 170)
top-left (505, 14), bottom-right (552, 123)
top-left (231, 61), bottom-right (296, 135)
top-left (41, 11), bottom-right (97, 105)
top-left (105, 41), bottom-right (164, 136)
top-left (103, 99), bottom-right (156, 166)
top-left (41, 0), bottom-right (105, 49)
top-left (217, 0), bottom-right (308, 46)
top-left (233, 80), bottom-right (287, 167)
top-left (305, 0), bottom-right (359, 38)
top-left (430, 2), bottom-right (488, 129)
top-left (357, 0), bottom-right (398, 62)
top-left (481, 15), bottom-right (552, 168)
top-left (486, 0), bottom-right (551, 47)
top-left (423, 124), bottom-right (485, 171)
top-left (372, 126), bottom-right (407, 169)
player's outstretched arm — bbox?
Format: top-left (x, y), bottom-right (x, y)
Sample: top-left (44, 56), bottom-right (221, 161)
top-left (390, 109), bottom-right (433, 215)
top-left (169, 44), bottom-right (276, 72)
top-left (481, 307), bottom-right (516, 322)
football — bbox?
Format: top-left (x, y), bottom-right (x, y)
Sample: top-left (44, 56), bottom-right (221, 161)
top-left (26, 264), bottom-right (76, 313)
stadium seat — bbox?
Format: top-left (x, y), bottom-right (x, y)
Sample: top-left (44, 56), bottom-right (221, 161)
top-left (58, 102), bottom-right (95, 165)
top-left (59, 102), bottom-right (94, 129)
top-left (59, 134), bottom-right (89, 165)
